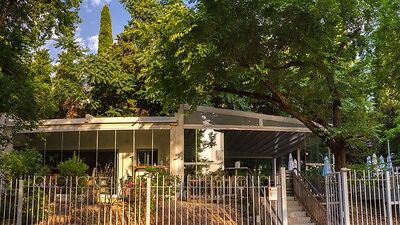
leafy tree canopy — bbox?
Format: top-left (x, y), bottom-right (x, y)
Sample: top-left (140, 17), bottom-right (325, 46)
top-left (98, 5), bottom-right (113, 54)
top-left (0, 0), bottom-right (81, 148)
top-left (84, 49), bottom-right (139, 116)
top-left (52, 38), bottom-right (88, 118)
top-left (58, 154), bottom-right (89, 177)
top-left (81, 6), bottom-right (164, 117)
top-left (373, 1), bottom-right (400, 140)
top-left (120, 0), bottom-right (387, 168)
top-left (0, 0), bottom-right (81, 121)
top-left (30, 50), bottom-right (58, 119)
top-left (0, 148), bottom-right (47, 179)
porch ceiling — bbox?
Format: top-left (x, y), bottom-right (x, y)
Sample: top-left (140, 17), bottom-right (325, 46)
top-left (223, 130), bottom-right (308, 159)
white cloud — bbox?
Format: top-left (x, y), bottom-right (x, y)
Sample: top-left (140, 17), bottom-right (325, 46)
top-left (75, 26), bottom-right (86, 48)
top-left (89, 0), bottom-right (112, 7)
top-left (42, 39), bottom-right (56, 50)
top-left (82, 0), bottom-right (112, 12)
top-left (51, 28), bottom-right (58, 39)
top-left (90, 0), bottom-right (101, 6)
top-left (85, 7), bottom-right (93, 13)
top-left (76, 26), bottom-right (82, 38)
top-left (76, 37), bottom-right (86, 49)
top-left (74, 26), bottom-right (86, 49)
top-left (87, 35), bottom-right (99, 53)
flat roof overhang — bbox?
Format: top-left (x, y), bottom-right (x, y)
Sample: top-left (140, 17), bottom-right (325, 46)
top-left (16, 106), bottom-right (312, 159)
top-left (183, 124), bottom-right (310, 132)
top-left (181, 105), bottom-right (312, 159)
top-left (182, 105), bottom-right (311, 133)
top-left (19, 116), bottom-right (178, 133)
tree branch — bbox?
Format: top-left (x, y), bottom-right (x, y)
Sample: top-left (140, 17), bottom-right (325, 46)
top-left (324, 72), bottom-right (341, 127)
top-left (313, 116), bottom-right (330, 128)
top-left (213, 85), bottom-right (281, 104)
top-left (236, 58), bottom-right (307, 70)
top-left (265, 60), bottom-right (306, 70)
top-left (0, 0), bottom-right (20, 28)
top-left (344, 135), bottom-right (364, 141)
top-left (335, 28), bottom-right (361, 58)
top-left (215, 76), bottom-right (334, 145)
top-left (261, 79), bottom-right (333, 142)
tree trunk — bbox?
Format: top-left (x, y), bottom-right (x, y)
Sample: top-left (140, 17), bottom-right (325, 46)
top-left (334, 149), bottom-right (346, 171)
top-left (328, 138), bottom-right (347, 171)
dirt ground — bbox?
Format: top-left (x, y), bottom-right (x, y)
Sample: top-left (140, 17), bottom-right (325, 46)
top-left (37, 200), bottom-right (246, 225)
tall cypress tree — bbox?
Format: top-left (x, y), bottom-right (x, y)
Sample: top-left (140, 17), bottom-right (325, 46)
top-left (98, 5), bottom-right (113, 54)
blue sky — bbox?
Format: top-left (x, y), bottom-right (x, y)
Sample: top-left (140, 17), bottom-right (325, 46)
top-left (47, 0), bottom-right (130, 60)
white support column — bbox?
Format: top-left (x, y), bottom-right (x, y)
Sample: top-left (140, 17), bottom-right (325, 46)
top-left (145, 176), bottom-right (152, 225)
top-left (220, 131), bottom-right (225, 170)
top-left (96, 130), bottom-right (99, 172)
top-left (297, 147), bottom-right (301, 172)
top-left (78, 131), bottom-right (81, 157)
top-left (132, 130), bottom-right (136, 176)
top-left (169, 105), bottom-right (184, 177)
top-left (114, 130), bottom-right (118, 182)
top-left (61, 132), bottom-right (64, 161)
top-left (325, 175), bottom-right (331, 225)
top-left (280, 167), bottom-right (288, 225)
top-left (385, 171), bottom-right (393, 225)
top-left (340, 168), bottom-right (350, 225)
top-left (16, 179), bottom-right (24, 225)
top-left (195, 129), bottom-right (198, 176)
top-left (151, 130), bottom-right (154, 165)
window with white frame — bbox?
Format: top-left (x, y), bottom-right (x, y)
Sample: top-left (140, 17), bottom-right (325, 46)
top-left (137, 149), bottom-right (158, 166)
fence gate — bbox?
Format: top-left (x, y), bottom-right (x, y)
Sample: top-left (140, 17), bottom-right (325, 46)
top-left (326, 169), bottom-right (400, 225)
top-left (325, 170), bottom-right (350, 225)
top-left (0, 171), bottom-right (287, 225)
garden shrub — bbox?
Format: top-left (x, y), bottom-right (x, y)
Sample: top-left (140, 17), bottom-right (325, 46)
top-left (144, 166), bottom-right (168, 175)
top-left (304, 166), bottom-right (322, 178)
top-left (58, 154), bottom-right (88, 177)
top-left (0, 147), bottom-right (47, 179)
top-left (0, 148), bottom-right (49, 223)
top-left (348, 163), bottom-right (368, 171)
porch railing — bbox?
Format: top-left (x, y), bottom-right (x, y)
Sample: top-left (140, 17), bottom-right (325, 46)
top-left (292, 169), bottom-right (327, 225)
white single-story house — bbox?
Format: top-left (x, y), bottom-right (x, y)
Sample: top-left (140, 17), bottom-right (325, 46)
top-left (3, 105), bottom-right (312, 180)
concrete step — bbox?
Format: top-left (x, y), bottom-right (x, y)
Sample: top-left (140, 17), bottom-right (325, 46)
top-left (287, 196), bottom-right (295, 201)
top-left (293, 215), bottom-right (310, 221)
top-left (286, 197), bottom-right (317, 225)
top-left (288, 210), bottom-right (306, 218)
top-left (290, 223), bottom-right (315, 225)
top-left (287, 204), bottom-right (303, 211)
top-left (287, 200), bottom-right (301, 207)
top-left (288, 216), bottom-right (311, 223)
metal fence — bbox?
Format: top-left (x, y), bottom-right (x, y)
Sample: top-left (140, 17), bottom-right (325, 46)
top-left (326, 168), bottom-right (400, 225)
top-left (0, 172), bottom-right (287, 225)
top-left (292, 169), bottom-right (326, 225)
